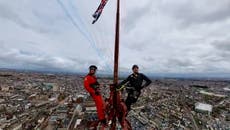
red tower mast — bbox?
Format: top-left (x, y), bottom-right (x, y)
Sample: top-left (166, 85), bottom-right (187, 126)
top-left (111, 0), bottom-right (120, 129)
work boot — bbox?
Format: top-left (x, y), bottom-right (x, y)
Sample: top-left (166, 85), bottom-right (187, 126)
top-left (99, 119), bottom-right (108, 127)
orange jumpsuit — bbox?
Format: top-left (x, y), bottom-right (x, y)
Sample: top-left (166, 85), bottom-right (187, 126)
top-left (84, 74), bottom-right (105, 120)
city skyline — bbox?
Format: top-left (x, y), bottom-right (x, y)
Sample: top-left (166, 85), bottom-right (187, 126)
top-left (0, 70), bottom-right (229, 129)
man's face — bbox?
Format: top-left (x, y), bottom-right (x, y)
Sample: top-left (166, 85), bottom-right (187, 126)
top-left (132, 67), bottom-right (139, 73)
top-left (90, 69), bottom-right (96, 74)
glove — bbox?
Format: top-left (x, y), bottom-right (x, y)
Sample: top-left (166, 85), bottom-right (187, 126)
top-left (91, 84), bottom-right (99, 89)
top-left (95, 81), bottom-right (100, 85)
top-left (116, 85), bottom-right (125, 91)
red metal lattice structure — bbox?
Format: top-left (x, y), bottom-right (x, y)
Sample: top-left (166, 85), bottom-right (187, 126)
top-left (90, 0), bottom-right (132, 129)
top-left (105, 85), bottom-right (132, 130)
top-left (108, 0), bottom-right (132, 129)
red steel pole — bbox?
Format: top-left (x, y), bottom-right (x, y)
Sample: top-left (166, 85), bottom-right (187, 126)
top-left (111, 0), bottom-right (120, 129)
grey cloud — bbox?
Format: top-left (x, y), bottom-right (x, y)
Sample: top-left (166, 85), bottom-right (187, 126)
top-left (126, 41), bottom-right (148, 51)
top-left (161, 0), bottom-right (230, 27)
top-left (195, 44), bottom-right (230, 73)
top-left (208, 39), bottom-right (230, 61)
top-left (212, 40), bottom-right (230, 52)
top-left (69, 57), bottom-right (98, 66)
top-left (1, 0), bottom-right (230, 75)
top-left (0, 4), bottom-right (28, 28)
top-left (0, 2), bottom-right (56, 34)
top-left (143, 57), bottom-right (155, 62)
top-left (166, 58), bottom-right (193, 68)
top-left (219, 52), bottom-right (230, 59)
top-left (0, 46), bottom-right (84, 72)
top-left (123, 0), bottom-right (154, 32)
top-left (0, 42), bottom-right (107, 73)
top-left (200, 53), bottom-right (224, 63)
top-left (163, 57), bottom-right (226, 73)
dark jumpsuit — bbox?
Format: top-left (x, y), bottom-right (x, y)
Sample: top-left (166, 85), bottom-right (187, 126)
top-left (118, 73), bottom-right (152, 111)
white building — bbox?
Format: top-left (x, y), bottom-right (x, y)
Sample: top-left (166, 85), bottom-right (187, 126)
top-left (199, 90), bottom-right (227, 98)
top-left (223, 87), bottom-right (230, 91)
top-left (195, 102), bottom-right (213, 114)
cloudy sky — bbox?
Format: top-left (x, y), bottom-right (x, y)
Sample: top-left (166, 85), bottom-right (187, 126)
top-left (0, 0), bottom-right (230, 76)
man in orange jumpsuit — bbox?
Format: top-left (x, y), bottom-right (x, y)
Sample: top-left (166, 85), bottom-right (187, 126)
top-left (84, 65), bottom-right (106, 126)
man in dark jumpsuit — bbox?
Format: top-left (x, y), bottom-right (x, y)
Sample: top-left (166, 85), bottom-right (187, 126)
top-left (118, 65), bottom-right (152, 111)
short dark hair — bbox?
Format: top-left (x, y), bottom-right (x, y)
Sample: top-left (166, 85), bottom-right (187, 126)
top-left (89, 65), bottom-right (97, 70)
top-left (132, 65), bottom-right (139, 70)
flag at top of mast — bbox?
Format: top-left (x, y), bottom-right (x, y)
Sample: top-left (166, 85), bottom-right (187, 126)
top-left (92, 0), bottom-right (109, 24)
